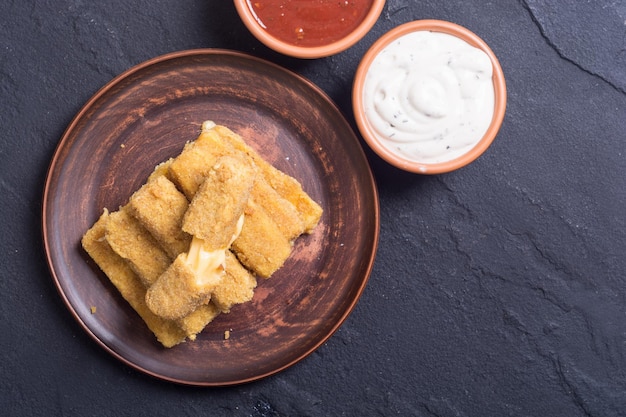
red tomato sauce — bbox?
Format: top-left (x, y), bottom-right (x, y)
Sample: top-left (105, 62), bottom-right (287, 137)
top-left (249, 0), bottom-right (375, 47)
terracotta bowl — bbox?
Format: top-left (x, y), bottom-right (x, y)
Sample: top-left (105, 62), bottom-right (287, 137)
top-left (353, 20), bottom-right (507, 174)
top-left (234, 0), bottom-right (386, 59)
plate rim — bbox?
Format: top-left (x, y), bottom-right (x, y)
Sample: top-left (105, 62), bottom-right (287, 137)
top-left (42, 48), bottom-right (380, 386)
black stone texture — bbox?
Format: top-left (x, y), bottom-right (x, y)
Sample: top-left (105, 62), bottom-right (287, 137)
top-left (1, 0), bottom-right (625, 416)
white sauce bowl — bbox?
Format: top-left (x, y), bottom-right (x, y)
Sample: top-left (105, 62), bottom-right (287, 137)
top-left (353, 20), bottom-right (507, 174)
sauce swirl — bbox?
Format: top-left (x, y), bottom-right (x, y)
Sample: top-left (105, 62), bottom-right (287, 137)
top-left (248, 0), bottom-right (374, 47)
top-left (362, 30), bottom-right (495, 164)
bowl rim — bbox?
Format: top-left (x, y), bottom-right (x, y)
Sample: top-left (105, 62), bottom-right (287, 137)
top-left (233, 0), bottom-right (386, 59)
top-left (352, 19), bottom-right (507, 174)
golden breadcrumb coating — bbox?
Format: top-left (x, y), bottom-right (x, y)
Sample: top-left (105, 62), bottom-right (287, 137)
top-left (231, 199), bottom-right (293, 278)
top-left (147, 158), bottom-right (174, 182)
top-left (167, 124), bottom-right (240, 200)
top-left (147, 155), bottom-right (255, 320)
top-left (81, 210), bottom-right (186, 348)
top-left (212, 251), bottom-right (258, 313)
top-left (182, 155), bottom-right (256, 250)
top-left (145, 251), bottom-right (224, 320)
top-left (211, 124), bottom-right (323, 233)
top-left (177, 302), bottom-right (221, 340)
top-left (128, 175), bottom-right (191, 259)
top-left (104, 206), bottom-right (171, 287)
top-left (263, 168), bottom-right (323, 234)
top-left (250, 176), bottom-right (305, 240)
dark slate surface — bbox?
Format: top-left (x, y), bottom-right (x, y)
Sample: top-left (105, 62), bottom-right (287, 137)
top-left (2, 1), bottom-right (625, 416)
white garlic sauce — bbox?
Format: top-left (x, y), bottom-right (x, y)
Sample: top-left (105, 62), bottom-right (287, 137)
top-left (363, 30), bottom-right (495, 164)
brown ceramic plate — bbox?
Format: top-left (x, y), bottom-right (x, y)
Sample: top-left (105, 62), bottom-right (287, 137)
top-left (42, 50), bottom-right (379, 386)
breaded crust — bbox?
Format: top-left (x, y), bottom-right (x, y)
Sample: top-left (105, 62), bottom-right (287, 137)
top-left (145, 253), bottom-right (223, 320)
top-left (177, 302), bottom-right (221, 340)
top-left (81, 210), bottom-right (187, 348)
top-left (182, 155), bottom-right (256, 250)
top-left (211, 124), bottom-right (323, 233)
top-left (211, 251), bottom-right (258, 313)
top-left (128, 175), bottom-right (192, 259)
top-left (231, 199), bottom-right (293, 278)
top-left (250, 176), bottom-right (305, 240)
top-left (263, 167), bottom-right (323, 234)
top-left (167, 126), bottom-right (239, 200)
top-left (105, 206), bottom-right (171, 287)
top-left (147, 158), bottom-right (174, 182)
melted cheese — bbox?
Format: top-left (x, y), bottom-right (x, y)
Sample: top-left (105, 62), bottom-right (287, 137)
top-left (184, 214), bottom-right (245, 285)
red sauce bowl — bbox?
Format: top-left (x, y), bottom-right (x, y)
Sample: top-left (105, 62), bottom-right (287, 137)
top-left (234, 0), bottom-right (386, 59)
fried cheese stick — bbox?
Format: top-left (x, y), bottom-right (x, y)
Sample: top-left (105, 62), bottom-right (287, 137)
top-left (128, 174), bottom-right (191, 259)
top-left (145, 155), bottom-right (256, 320)
top-left (104, 206), bottom-right (172, 287)
top-left (209, 123), bottom-right (323, 233)
top-left (166, 121), bottom-right (317, 277)
top-left (167, 121), bottom-right (238, 200)
top-left (181, 155), bottom-right (256, 248)
top-left (89, 208), bottom-right (223, 343)
top-left (211, 251), bottom-right (258, 313)
top-left (231, 199), bottom-right (293, 278)
top-left (170, 121), bottom-right (321, 239)
top-left (82, 210), bottom-right (187, 348)
top-left (249, 175), bottom-right (305, 241)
